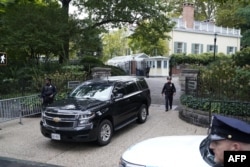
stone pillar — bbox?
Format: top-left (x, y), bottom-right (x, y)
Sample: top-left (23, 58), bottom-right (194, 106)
top-left (91, 67), bottom-right (111, 79)
top-left (180, 69), bottom-right (199, 92)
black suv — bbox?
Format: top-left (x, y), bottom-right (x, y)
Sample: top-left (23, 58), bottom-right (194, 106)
top-left (40, 76), bottom-right (151, 146)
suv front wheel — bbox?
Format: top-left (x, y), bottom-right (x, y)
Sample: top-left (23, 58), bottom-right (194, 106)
top-left (137, 104), bottom-right (147, 123)
top-left (97, 119), bottom-right (113, 146)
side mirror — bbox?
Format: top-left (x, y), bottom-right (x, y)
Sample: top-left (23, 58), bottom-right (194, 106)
top-left (116, 93), bottom-right (124, 99)
top-left (67, 92), bottom-right (71, 98)
top-left (112, 92), bottom-right (123, 100)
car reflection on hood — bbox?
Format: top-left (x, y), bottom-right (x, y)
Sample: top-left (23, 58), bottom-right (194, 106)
top-left (47, 97), bottom-right (108, 111)
top-left (119, 135), bottom-right (210, 167)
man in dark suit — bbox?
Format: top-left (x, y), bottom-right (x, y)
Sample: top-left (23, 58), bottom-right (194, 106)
top-left (40, 78), bottom-right (57, 107)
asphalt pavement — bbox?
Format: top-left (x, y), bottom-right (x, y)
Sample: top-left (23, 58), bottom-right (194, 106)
top-left (145, 76), bottom-right (182, 109)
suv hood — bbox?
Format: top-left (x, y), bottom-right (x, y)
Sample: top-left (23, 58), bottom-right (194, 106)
top-left (121, 135), bottom-right (210, 167)
top-left (47, 98), bottom-right (107, 111)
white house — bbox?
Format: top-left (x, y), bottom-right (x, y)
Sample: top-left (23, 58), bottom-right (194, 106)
top-left (145, 56), bottom-right (170, 77)
top-left (106, 53), bottom-right (170, 77)
top-left (169, 3), bottom-right (241, 55)
top-left (106, 53), bottom-right (149, 75)
top-left (106, 3), bottom-right (241, 77)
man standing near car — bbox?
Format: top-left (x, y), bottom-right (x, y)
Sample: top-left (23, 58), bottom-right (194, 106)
top-left (40, 78), bottom-right (57, 107)
top-left (161, 76), bottom-right (176, 111)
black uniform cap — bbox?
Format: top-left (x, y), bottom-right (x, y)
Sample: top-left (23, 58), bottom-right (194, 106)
top-left (45, 78), bottom-right (51, 82)
top-left (210, 114), bottom-right (250, 143)
top-left (167, 76), bottom-right (172, 80)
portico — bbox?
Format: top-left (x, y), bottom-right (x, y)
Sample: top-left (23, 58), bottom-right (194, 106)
top-left (145, 56), bottom-right (170, 77)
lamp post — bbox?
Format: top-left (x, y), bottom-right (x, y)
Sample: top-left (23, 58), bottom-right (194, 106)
top-left (213, 33), bottom-right (217, 61)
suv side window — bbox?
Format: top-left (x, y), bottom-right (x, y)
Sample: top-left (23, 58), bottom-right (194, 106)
top-left (113, 82), bottom-right (126, 95)
top-left (124, 81), bottom-right (139, 95)
top-left (137, 79), bottom-right (148, 90)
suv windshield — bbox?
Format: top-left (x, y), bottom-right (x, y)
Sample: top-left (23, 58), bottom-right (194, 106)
top-left (69, 83), bottom-right (113, 101)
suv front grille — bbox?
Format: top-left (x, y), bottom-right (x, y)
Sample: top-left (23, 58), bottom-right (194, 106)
top-left (43, 111), bottom-right (77, 129)
top-left (45, 120), bottom-right (74, 128)
top-left (46, 112), bottom-right (76, 119)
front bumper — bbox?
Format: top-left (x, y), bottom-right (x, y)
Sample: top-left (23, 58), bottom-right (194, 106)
top-left (40, 121), bottom-right (98, 142)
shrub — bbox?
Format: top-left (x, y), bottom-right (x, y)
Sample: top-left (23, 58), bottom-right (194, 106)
top-left (232, 47), bottom-right (250, 67)
top-left (180, 94), bottom-right (250, 116)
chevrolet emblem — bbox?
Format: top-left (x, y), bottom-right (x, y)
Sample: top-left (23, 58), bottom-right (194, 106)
top-left (53, 117), bottom-right (61, 122)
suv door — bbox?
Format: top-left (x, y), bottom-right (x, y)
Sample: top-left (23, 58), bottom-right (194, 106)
top-left (123, 81), bottom-right (142, 119)
top-left (137, 78), bottom-right (151, 107)
top-left (111, 82), bottom-right (132, 129)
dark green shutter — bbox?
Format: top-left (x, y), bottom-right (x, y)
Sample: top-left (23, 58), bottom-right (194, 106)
top-left (191, 44), bottom-right (194, 54)
top-left (174, 42), bottom-right (177, 53)
top-left (184, 43), bottom-right (187, 53)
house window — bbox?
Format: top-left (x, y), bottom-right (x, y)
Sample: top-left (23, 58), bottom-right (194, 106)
top-left (192, 43), bottom-right (203, 54)
top-left (147, 61), bottom-right (155, 68)
top-left (227, 46), bottom-right (237, 54)
top-left (157, 61), bottom-right (161, 68)
top-left (174, 42), bottom-right (187, 53)
top-left (177, 43), bottom-right (183, 53)
top-left (152, 61), bottom-right (155, 68)
top-left (163, 61), bottom-right (168, 68)
top-left (207, 45), bottom-right (217, 53)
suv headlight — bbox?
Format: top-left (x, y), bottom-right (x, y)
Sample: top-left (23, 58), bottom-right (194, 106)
top-left (41, 111), bottom-right (45, 122)
top-left (78, 110), bottom-right (95, 126)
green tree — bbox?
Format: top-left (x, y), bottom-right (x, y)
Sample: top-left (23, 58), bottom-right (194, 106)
top-left (165, 0), bottom-right (219, 21)
top-left (233, 47), bottom-right (250, 67)
top-left (128, 33), bottom-right (169, 56)
top-left (213, 0), bottom-right (249, 5)
top-left (0, 2), bottom-right (67, 64)
top-left (72, 0), bottom-right (175, 53)
top-left (70, 18), bottom-right (103, 59)
top-left (235, 5), bottom-right (250, 47)
top-left (215, 1), bottom-right (246, 28)
top-left (215, 2), bottom-right (250, 47)
top-left (59, 0), bottom-right (71, 63)
top-left (128, 19), bottom-right (173, 56)
top-left (102, 29), bottom-right (129, 61)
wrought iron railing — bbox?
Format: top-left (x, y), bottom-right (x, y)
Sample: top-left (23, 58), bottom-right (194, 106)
top-left (183, 76), bottom-right (250, 124)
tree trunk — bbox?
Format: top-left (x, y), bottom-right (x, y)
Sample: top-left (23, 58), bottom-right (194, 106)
top-left (59, 0), bottom-right (71, 64)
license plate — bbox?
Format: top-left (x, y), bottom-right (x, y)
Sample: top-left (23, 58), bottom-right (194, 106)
top-left (51, 133), bottom-right (61, 140)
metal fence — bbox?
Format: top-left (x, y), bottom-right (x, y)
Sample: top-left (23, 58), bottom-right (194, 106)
top-left (0, 71), bottom-right (99, 125)
top-left (184, 76), bottom-right (250, 123)
top-left (0, 95), bottom-right (42, 124)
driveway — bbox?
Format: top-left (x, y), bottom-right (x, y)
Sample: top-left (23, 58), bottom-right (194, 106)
top-left (0, 76), bottom-right (207, 167)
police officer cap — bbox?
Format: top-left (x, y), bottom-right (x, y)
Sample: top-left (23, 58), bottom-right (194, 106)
top-left (167, 76), bottom-right (172, 80)
top-left (210, 114), bottom-right (250, 143)
top-left (45, 77), bottom-right (51, 82)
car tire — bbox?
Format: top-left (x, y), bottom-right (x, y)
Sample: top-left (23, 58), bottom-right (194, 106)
top-left (97, 119), bottom-right (113, 146)
top-left (137, 104), bottom-right (147, 123)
